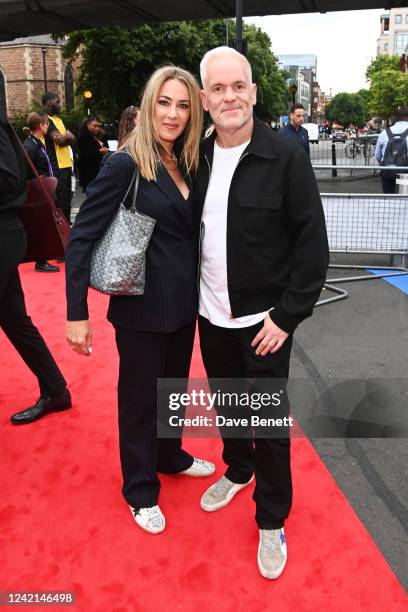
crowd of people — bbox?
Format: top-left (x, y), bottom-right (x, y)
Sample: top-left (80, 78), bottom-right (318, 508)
top-left (1, 45), bottom-right (342, 581)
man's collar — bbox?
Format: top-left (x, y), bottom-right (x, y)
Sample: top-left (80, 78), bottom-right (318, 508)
top-left (201, 115), bottom-right (278, 162)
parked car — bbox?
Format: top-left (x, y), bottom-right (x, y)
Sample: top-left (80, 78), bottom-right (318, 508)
top-left (330, 130), bottom-right (347, 143)
top-left (303, 122), bottom-right (319, 144)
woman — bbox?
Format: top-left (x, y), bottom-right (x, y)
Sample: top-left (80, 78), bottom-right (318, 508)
top-left (117, 105), bottom-right (140, 147)
top-left (65, 66), bottom-right (213, 535)
top-left (23, 111), bottom-right (59, 273)
top-left (77, 116), bottom-right (110, 191)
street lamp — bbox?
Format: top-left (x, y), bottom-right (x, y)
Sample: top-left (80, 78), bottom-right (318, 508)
top-left (83, 90), bottom-right (92, 115)
top-left (41, 47), bottom-right (48, 92)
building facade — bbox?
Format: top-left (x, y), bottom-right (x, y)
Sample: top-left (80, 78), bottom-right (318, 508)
top-left (278, 54), bottom-right (317, 120)
top-left (377, 8), bottom-right (408, 56)
top-left (0, 34), bottom-right (78, 117)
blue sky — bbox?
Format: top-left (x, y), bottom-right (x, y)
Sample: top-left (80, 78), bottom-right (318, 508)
top-left (245, 9), bottom-right (384, 94)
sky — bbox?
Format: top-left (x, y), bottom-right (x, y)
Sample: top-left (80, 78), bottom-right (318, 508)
top-left (245, 9), bottom-right (384, 94)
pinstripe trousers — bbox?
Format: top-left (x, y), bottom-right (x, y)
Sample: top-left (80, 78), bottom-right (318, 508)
top-left (114, 321), bottom-right (195, 509)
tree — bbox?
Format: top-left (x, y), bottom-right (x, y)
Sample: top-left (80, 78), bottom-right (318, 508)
top-left (365, 54), bottom-right (400, 81)
top-left (367, 69), bottom-right (408, 119)
top-left (356, 88), bottom-right (371, 120)
top-left (62, 20), bottom-right (289, 121)
top-left (325, 93), bottom-right (366, 127)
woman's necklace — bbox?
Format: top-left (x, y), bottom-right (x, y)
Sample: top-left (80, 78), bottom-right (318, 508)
top-left (161, 149), bottom-right (178, 172)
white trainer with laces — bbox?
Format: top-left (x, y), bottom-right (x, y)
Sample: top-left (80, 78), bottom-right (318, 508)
top-left (180, 458), bottom-right (215, 477)
top-left (257, 527), bottom-right (287, 579)
top-left (200, 475), bottom-right (254, 511)
top-left (129, 505), bottom-right (165, 534)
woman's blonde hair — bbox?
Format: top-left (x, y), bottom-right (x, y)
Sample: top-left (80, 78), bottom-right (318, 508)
top-left (122, 65), bottom-right (203, 181)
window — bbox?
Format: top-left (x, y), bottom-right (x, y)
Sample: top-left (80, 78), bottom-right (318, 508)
top-left (384, 43), bottom-right (388, 51)
top-left (64, 65), bottom-right (74, 111)
top-left (395, 32), bottom-right (408, 55)
top-left (0, 70), bottom-right (6, 113)
top-left (395, 15), bottom-right (402, 24)
top-left (406, 14), bottom-right (408, 24)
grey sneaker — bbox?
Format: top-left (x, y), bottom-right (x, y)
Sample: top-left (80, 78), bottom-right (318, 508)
top-left (180, 458), bottom-right (216, 477)
top-left (200, 475), bottom-right (254, 512)
top-left (129, 505), bottom-right (165, 534)
top-left (257, 528), bottom-right (287, 579)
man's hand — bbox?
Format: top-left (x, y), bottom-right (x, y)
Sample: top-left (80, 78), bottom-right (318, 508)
top-left (66, 320), bottom-right (93, 356)
top-left (99, 146), bottom-right (110, 155)
top-left (251, 314), bottom-right (289, 356)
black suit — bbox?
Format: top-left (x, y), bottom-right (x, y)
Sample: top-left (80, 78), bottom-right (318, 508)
top-left (66, 151), bottom-right (196, 509)
top-left (0, 111), bottom-right (67, 402)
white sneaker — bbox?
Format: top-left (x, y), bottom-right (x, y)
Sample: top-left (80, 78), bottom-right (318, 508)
top-left (257, 528), bottom-right (287, 579)
top-left (129, 505), bottom-right (165, 534)
top-left (200, 475), bottom-right (254, 512)
top-left (180, 458), bottom-right (215, 477)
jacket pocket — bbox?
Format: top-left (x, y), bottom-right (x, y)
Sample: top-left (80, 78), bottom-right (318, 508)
top-left (236, 192), bottom-right (283, 210)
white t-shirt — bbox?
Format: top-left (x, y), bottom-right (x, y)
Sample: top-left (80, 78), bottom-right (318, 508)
top-left (199, 140), bottom-right (271, 328)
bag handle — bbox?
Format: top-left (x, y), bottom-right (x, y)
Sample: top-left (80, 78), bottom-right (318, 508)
top-left (7, 120), bottom-right (56, 210)
top-left (115, 149), bottom-right (141, 212)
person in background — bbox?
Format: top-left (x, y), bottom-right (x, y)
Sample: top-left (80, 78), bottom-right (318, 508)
top-left (375, 107), bottom-right (408, 194)
top-left (23, 111), bottom-right (60, 273)
top-left (117, 105), bottom-right (140, 147)
top-left (77, 116), bottom-right (110, 191)
top-left (279, 103), bottom-right (310, 155)
top-left (65, 66), bottom-right (214, 535)
top-left (42, 92), bottom-right (75, 225)
top-left (0, 108), bottom-right (71, 425)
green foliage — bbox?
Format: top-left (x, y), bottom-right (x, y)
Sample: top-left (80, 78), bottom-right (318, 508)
top-left (367, 70), bottom-right (408, 119)
top-left (365, 54), bottom-right (400, 81)
top-left (62, 20), bottom-right (289, 121)
top-left (325, 93), bottom-right (366, 127)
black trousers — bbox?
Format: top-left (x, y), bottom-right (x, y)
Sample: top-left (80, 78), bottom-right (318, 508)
top-left (55, 167), bottom-right (73, 223)
top-left (114, 322), bottom-right (195, 510)
top-left (0, 215), bottom-right (67, 399)
top-left (381, 174), bottom-right (397, 194)
top-left (198, 315), bottom-right (293, 529)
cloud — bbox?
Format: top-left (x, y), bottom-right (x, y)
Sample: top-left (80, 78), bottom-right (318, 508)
top-left (245, 9), bottom-right (384, 94)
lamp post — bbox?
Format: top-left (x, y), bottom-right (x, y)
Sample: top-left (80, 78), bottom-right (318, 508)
top-left (83, 90), bottom-right (93, 116)
top-left (41, 47), bottom-right (48, 92)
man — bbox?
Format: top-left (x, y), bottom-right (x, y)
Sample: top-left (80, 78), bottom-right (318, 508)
top-left (0, 108), bottom-right (71, 424)
top-left (375, 107), bottom-right (408, 194)
top-left (42, 92), bottom-right (75, 226)
top-left (279, 103), bottom-right (310, 155)
top-left (196, 47), bottom-right (328, 579)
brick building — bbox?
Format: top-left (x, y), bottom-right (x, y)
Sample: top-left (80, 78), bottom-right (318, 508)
top-left (0, 34), bottom-right (78, 117)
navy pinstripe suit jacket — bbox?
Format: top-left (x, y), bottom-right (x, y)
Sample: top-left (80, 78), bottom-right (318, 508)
top-left (65, 151), bottom-right (198, 333)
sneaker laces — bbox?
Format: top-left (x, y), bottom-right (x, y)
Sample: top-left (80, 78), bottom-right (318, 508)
top-left (135, 506), bottom-right (163, 528)
top-left (260, 530), bottom-right (280, 555)
top-left (210, 476), bottom-right (233, 497)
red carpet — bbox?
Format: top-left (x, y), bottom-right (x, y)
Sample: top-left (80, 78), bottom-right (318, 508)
top-left (1, 263), bottom-right (406, 611)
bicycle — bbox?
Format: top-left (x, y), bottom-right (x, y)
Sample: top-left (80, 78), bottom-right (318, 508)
top-left (345, 138), bottom-right (374, 164)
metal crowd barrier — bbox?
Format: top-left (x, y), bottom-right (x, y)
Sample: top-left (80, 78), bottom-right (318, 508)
top-left (316, 193), bottom-right (408, 306)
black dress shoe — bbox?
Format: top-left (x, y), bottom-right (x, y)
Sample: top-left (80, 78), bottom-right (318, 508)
top-left (10, 390), bottom-right (72, 425)
top-left (34, 261), bottom-right (60, 273)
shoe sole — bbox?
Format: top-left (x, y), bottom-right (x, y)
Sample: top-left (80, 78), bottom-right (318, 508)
top-left (130, 506), bottom-right (165, 534)
top-left (34, 269), bottom-right (60, 272)
top-left (257, 545), bottom-right (287, 580)
top-left (200, 475), bottom-right (254, 512)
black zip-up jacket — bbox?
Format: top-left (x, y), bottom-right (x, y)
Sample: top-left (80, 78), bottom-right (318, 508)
top-left (194, 116), bottom-right (329, 334)
top-left (23, 134), bottom-right (51, 177)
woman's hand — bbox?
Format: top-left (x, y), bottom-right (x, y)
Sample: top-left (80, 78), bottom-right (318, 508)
top-left (66, 320), bottom-right (93, 356)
